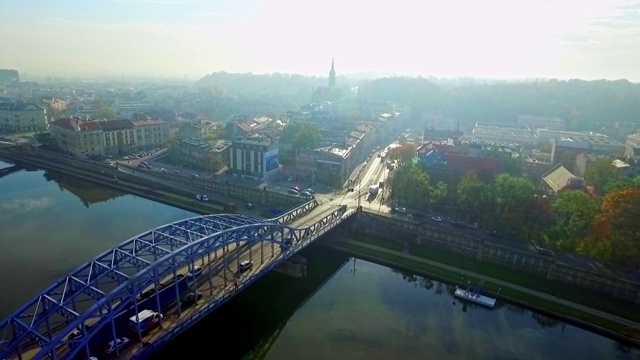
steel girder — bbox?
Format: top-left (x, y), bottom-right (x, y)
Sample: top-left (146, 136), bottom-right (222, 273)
top-left (0, 213), bottom-right (263, 359)
top-left (271, 199), bottom-right (319, 225)
top-left (0, 206), bottom-right (351, 360)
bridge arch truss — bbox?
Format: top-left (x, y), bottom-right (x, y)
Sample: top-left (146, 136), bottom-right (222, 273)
top-left (0, 205), bottom-right (351, 360)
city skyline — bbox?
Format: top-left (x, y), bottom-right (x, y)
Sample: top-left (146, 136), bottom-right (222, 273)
top-left (1, 0), bottom-right (640, 81)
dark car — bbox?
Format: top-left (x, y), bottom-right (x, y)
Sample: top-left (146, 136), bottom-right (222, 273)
top-left (180, 291), bottom-right (203, 307)
top-left (486, 230), bottom-right (501, 237)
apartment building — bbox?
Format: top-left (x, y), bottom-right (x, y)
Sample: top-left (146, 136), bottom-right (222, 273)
top-left (0, 101), bottom-right (48, 133)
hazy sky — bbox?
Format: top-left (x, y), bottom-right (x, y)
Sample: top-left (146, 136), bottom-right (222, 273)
top-left (1, 0), bottom-right (640, 80)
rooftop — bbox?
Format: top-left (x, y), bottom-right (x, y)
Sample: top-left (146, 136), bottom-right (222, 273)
top-left (131, 119), bottom-right (168, 127)
top-left (542, 164), bottom-right (581, 193)
top-left (0, 101), bottom-right (45, 111)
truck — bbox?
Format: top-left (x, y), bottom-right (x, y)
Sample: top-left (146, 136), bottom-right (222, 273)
top-left (368, 185), bottom-right (379, 195)
top-left (129, 309), bottom-right (163, 333)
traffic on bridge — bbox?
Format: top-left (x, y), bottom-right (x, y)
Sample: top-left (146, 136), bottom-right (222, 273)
top-left (0, 199), bottom-right (355, 360)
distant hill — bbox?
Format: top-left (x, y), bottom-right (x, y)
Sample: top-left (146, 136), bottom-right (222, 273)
top-left (358, 77), bottom-right (640, 131)
top-left (195, 72), bottom-right (325, 104)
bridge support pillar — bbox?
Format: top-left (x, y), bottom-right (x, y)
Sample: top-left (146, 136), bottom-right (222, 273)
top-left (275, 255), bottom-right (308, 278)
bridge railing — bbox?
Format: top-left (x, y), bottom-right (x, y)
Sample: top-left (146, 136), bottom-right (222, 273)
top-left (134, 207), bottom-right (355, 359)
top-left (270, 199), bottom-right (319, 225)
top-left (0, 207), bottom-right (352, 360)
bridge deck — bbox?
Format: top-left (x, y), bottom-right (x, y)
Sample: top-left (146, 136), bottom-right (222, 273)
top-left (1, 201), bottom-right (351, 360)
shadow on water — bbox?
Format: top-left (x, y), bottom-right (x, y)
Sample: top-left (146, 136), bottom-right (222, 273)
top-left (149, 246), bottom-right (350, 360)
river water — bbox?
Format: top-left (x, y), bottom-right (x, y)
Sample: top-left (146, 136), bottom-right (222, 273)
top-left (0, 160), bottom-right (638, 360)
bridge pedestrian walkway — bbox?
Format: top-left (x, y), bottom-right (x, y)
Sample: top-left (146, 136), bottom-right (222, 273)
top-left (332, 239), bottom-right (640, 330)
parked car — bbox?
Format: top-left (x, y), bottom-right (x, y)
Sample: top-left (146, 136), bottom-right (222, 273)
top-left (431, 216), bottom-right (443, 222)
top-left (287, 189), bottom-right (299, 195)
top-left (304, 188), bottom-right (315, 194)
top-left (393, 207), bottom-right (407, 214)
top-left (196, 194), bottom-right (209, 201)
top-left (246, 202), bottom-right (255, 209)
top-left (180, 291), bottom-right (203, 307)
top-left (172, 170), bottom-right (181, 175)
top-left (291, 186), bottom-right (300, 192)
top-left (301, 191), bottom-right (313, 197)
top-left (105, 337), bottom-right (130, 355)
top-left (537, 248), bottom-right (555, 257)
top-left (239, 260), bottom-right (253, 272)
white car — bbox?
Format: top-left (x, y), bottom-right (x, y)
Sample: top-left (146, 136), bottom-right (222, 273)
top-left (431, 216), bottom-right (443, 222)
top-left (239, 260), bottom-right (253, 272)
top-left (196, 194), bottom-right (209, 201)
top-left (105, 337), bottom-right (130, 355)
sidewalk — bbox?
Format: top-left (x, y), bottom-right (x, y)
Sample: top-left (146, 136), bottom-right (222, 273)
top-left (333, 239), bottom-right (640, 329)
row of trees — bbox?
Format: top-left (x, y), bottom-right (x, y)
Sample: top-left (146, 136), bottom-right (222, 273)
top-left (387, 149), bottom-right (640, 266)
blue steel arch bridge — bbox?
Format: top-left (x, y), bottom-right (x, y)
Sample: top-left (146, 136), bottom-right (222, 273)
top-left (0, 200), bottom-right (355, 360)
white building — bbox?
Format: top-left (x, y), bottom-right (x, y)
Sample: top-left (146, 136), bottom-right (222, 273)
top-left (0, 101), bottom-right (47, 133)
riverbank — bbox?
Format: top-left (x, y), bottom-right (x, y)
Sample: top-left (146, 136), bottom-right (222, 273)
top-left (325, 236), bottom-right (640, 347)
top-left (0, 152), bottom-right (226, 216)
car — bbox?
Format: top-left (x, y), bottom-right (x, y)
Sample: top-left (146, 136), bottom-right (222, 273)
top-left (192, 173), bottom-right (199, 178)
top-left (246, 202), bottom-right (255, 209)
top-left (186, 265), bottom-right (203, 278)
top-left (538, 248), bottom-right (555, 257)
top-left (287, 189), bottom-right (299, 195)
top-left (141, 161), bottom-right (149, 166)
top-left (104, 337), bottom-right (130, 355)
top-left (431, 216), bottom-right (443, 222)
top-left (287, 176), bottom-right (294, 181)
top-left (196, 194), bottom-right (209, 201)
top-left (180, 291), bottom-right (203, 307)
top-left (239, 260), bottom-right (253, 272)
top-left (291, 186), bottom-right (300, 192)
top-left (160, 168), bottom-right (167, 173)
top-left (172, 170), bottom-right (181, 175)
top-left (304, 188), bottom-right (315, 194)
top-left (393, 207), bottom-right (406, 213)
top-left (301, 191), bottom-right (312, 197)
top-left (486, 230), bottom-right (501, 237)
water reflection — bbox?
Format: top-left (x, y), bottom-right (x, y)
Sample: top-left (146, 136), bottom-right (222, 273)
top-left (43, 171), bottom-right (125, 208)
top-left (264, 258), bottom-right (639, 360)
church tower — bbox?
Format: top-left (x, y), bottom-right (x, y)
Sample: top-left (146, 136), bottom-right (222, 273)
top-left (328, 58), bottom-right (336, 88)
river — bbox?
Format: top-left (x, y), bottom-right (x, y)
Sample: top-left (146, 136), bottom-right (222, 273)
top-left (0, 160), bottom-right (638, 360)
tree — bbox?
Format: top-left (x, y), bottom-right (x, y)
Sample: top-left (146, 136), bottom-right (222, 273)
top-left (550, 190), bottom-right (599, 249)
top-left (35, 132), bottom-right (58, 147)
top-left (166, 135), bottom-right (181, 164)
top-left (94, 107), bottom-right (117, 120)
top-left (389, 163), bottom-right (448, 210)
top-left (578, 187), bottom-right (640, 265)
top-left (387, 143), bottom-right (417, 165)
top-left (293, 127), bottom-right (320, 150)
top-left (457, 171), bottom-right (496, 225)
top-left (493, 173), bottom-right (535, 232)
top-left (584, 159), bottom-right (619, 194)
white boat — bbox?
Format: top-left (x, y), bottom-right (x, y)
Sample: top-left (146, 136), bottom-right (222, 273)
top-left (454, 280), bottom-right (498, 308)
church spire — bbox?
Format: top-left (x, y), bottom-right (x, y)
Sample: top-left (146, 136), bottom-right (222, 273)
top-left (328, 58), bottom-right (336, 88)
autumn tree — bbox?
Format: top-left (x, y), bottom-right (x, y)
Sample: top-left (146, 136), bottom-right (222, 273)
top-left (578, 187), bottom-right (640, 265)
top-left (548, 190), bottom-right (599, 249)
top-left (387, 143), bottom-right (417, 165)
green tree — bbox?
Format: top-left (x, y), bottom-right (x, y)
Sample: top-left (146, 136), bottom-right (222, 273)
top-left (493, 173), bottom-right (535, 232)
top-left (95, 106), bottom-right (117, 120)
top-left (550, 190), bottom-right (599, 249)
top-left (167, 135), bottom-right (181, 164)
top-left (293, 127), bottom-right (321, 150)
top-left (35, 132), bottom-right (58, 147)
top-left (584, 158), bottom-right (619, 194)
top-left (457, 171), bottom-right (495, 224)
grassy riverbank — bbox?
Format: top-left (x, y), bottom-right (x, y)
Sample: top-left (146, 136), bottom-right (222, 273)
top-left (330, 234), bottom-right (640, 343)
